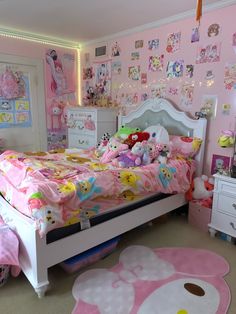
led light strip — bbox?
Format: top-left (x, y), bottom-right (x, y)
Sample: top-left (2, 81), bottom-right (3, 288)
top-left (0, 27), bottom-right (80, 49)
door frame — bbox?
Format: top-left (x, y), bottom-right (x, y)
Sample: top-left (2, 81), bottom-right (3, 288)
top-left (0, 53), bottom-right (47, 150)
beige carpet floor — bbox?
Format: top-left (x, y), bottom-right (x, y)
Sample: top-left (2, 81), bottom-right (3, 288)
top-left (1, 214), bottom-right (235, 314)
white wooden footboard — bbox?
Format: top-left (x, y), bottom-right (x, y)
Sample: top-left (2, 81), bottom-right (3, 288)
top-left (0, 193), bottom-right (186, 297)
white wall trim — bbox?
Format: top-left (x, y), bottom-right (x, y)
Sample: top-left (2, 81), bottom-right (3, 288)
top-left (82, 0), bottom-right (236, 47)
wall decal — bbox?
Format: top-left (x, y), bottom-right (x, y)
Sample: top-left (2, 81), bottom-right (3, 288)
top-left (208, 24), bottom-right (220, 37)
top-left (201, 95), bottom-right (218, 118)
top-left (191, 27), bottom-right (200, 43)
top-left (168, 87), bottom-right (179, 96)
top-left (222, 103), bottom-right (231, 115)
top-left (141, 73), bottom-right (147, 84)
top-left (151, 83), bottom-right (166, 98)
top-left (82, 67), bottom-right (93, 80)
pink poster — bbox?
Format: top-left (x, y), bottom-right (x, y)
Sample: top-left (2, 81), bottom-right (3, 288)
top-left (45, 48), bottom-right (76, 98)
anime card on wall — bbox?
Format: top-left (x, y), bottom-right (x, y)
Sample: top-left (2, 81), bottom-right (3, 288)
top-left (166, 32), bottom-right (181, 53)
top-left (94, 60), bottom-right (111, 96)
top-left (111, 61), bottom-right (122, 75)
top-left (196, 43), bottom-right (221, 64)
top-left (180, 83), bottom-right (194, 107)
top-left (148, 39), bottom-right (159, 50)
top-left (224, 63), bottom-right (236, 90)
top-left (128, 66), bottom-right (140, 80)
top-left (166, 60), bottom-right (184, 78)
top-left (148, 55), bottom-right (164, 72)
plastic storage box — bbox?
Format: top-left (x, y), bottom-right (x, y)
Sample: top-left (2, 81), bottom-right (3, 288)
top-left (60, 236), bottom-right (120, 273)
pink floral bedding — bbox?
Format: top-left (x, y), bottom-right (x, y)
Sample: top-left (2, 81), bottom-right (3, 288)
top-left (0, 149), bottom-right (195, 237)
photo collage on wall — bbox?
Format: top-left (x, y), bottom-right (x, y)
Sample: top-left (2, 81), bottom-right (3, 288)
top-left (0, 64), bottom-right (32, 129)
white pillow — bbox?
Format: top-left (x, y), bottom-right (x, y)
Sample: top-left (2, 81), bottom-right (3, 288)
top-left (144, 124), bottom-right (169, 144)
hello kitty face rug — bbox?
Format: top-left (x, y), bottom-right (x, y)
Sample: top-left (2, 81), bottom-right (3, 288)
top-left (72, 246), bottom-right (230, 314)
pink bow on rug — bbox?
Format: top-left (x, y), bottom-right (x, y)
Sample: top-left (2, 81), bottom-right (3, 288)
top-left (72, 246), bottom-right (230, 314)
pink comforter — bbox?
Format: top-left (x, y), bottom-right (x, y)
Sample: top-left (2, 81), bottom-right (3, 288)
top-left (0, 149), bottom-right (195, 237)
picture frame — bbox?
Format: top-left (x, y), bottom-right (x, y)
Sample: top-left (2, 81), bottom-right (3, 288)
top-left (211, 154), bottom-right (231, 175)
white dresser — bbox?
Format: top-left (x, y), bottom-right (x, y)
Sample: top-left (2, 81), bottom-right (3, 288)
top-left (209, 174), bottom-right (236, 238)
top-left (67, 107), bottom-right (117, 149)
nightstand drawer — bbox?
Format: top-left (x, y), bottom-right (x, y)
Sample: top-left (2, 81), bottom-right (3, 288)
top-left (217, 179), bottom-right (236, 196)
top-left (216, 194), bottom-right (236, 216)
top-left (68, 134), bottom-right (95, 149)
top-left (210, 211), bottom-right (236, 237)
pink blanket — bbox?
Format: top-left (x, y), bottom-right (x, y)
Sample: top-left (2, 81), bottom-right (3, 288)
top-left (0, 149), bottom-right (195, 237)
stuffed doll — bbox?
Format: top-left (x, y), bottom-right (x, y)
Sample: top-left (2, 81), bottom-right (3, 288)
top-left (116, 142), bottom-right (145, 168)
top-left (95, 133), bottom-right (111, 157)
top-left (124, 131), bottom-right (150, 148)
top-left (114, 125), bottom-right (141, 141)
top-left (186, 175), bottom-right (214, 208)
top-left (155, 143), bottom-right (171, 164)
top-left (100, 138), bottom-right (128, 163)
top-left (142, 140), bottom-right (159, 165)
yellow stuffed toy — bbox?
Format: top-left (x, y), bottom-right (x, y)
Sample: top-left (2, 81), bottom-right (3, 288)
top-left (218, 130), bottom-right (235, 148)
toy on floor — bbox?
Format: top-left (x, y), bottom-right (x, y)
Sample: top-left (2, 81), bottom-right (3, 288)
top-left (186, 175), bottom-right (214, 208)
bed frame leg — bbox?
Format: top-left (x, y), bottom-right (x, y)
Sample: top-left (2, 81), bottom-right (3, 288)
top-left (35, 284), bottom-right (49, 298)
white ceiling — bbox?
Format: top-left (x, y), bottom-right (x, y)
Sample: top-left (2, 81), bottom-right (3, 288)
top-left (0, 0), bottom-right (234, 46)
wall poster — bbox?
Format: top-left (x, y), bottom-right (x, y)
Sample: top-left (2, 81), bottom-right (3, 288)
top-left (0, 64), bottom-right (32, 128)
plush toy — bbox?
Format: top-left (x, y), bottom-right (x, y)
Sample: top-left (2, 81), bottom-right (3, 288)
top-left (95, 132), bottom-right (111, 157)
top-left (124, 131), bottom-right (150, 148)
top-left (114, 125), bottom-right (141, 141)
top-left (144, 124), bottom-right (169, 144)
top-left (100, 138), bottom-right (128, 163)
top-left (218, 130), bottom-right (235, 148)
top-left (116, 142), bottom-right (145, 168)
top-left (142, 140), bottom-right (159, 165)
top-left (155, 143), bottom-right (171, 164)
top-left (186, 175), bottom-right (214, 208)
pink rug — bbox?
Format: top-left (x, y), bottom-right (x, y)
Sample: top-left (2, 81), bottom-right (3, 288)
top-left (72, 246), bottom-right (231, 314)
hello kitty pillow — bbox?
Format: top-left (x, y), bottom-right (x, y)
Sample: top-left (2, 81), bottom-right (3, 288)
top-left (144, 124), bottom-right (169, 144)
top-left (170, 135), bottom-right (202, 158)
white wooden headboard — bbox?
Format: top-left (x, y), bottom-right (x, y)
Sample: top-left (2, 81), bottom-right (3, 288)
top-left (118, 98), bottom-right (207, 176)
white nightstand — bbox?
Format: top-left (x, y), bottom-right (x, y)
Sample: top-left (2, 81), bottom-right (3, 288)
top-left (208, 173), bottom-right (236, 239)
top-left (67, 107), bottom-right (117, 149)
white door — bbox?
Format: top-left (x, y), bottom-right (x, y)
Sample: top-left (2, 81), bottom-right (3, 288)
top-left (0, 54), bottom-right (47, 152)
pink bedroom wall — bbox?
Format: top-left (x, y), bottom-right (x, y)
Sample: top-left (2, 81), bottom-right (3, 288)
top-left (0, 37), bottom-right (78, 132)
top-left (81, 4), bottom-right (236, 176)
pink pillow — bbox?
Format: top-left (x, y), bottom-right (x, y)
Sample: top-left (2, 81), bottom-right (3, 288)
top-left (170, 135), bottom-right (202, 158)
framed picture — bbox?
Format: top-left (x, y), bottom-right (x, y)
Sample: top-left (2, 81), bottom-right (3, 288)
top-left (211, 154), bottom-right (231, 175)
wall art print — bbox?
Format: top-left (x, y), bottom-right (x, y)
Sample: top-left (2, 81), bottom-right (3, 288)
top-left (196, 43), bottom-right (221, 64)
top-left (224, 63), bottom-right (236, 90)
top-left (128, 66), bottom-right (140, 80)
top-left (148, 55), bottom-right (164, 72)
top-left (148, 39), bottom-right (159, 50)
top-left (180, 83), bottom-right (194, 107)
top-left (135, 40), bottom-right (144, 49)
top-left (111, 61), bottom-right (122, 75)
top-left (131, 52), bottom-right (140, 60)
top-left (166, 32), bottom-right (181, 53)
top-left (45, 48), bottom-right (76, 98)
top-left (0, 64), bottom-right (32, 128)
top-left (111, 42), bottom-right (121, 57)
top-left (208, 24), bottom-right (220, 37)
top-left (186, 64), bottom-right (194, 78)
top-left (94, 60), bottom-right (111, 96)
top-left (166, 60), bottom-right (184, 78)
top-left (211, 154), bottom-right (231, 175)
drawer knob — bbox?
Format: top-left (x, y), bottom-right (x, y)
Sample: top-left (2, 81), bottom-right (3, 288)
top-left (232, 204), bottom-right (236, 210)
top-left (78, 126), bottom-right (84, 130)
top-left (230, 222), bottom-right (236, 230)
top-left (78, 140), bottom-right (85, 144)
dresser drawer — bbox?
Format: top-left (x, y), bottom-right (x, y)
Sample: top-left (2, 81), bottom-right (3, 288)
top-left (68, 134), bottom-right (95, 149)
top-left (217, 179), bottom-right (236, 196)
top-left (210, 211), bottom-right (236, 237)
top-left (214, 193), bottom-right (236, 216)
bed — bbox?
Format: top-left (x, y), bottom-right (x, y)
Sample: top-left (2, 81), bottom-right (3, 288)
top-left (0, 98), bottom-right (207, 297)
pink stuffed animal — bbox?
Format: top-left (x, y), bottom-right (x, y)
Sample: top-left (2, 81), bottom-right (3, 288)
top-left (142, 140), bottom-right (159, 165)
top-left (156, 143), bottom-right (171, 164)
top-left (100, 138), bottom-right (128, 163)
